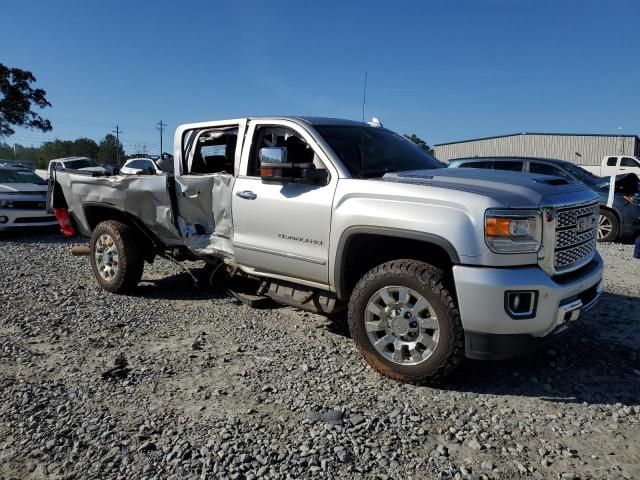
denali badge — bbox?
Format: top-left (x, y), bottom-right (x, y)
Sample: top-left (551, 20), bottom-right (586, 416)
top-left (278, 233), bottom-right (323, 246)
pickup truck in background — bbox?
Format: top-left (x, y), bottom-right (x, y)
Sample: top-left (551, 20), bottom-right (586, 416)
top-left (582, 155), bottom-right (640, 177)
top-left (48, 116), bottom-right (604, 384)
top-left (47, 157), bottom-right (111, 178)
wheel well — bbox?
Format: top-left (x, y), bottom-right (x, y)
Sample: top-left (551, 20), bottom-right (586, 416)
top-left (84, 205), bottom-right (156, 259)
top-left (337, 233), bottom-right (456, 300)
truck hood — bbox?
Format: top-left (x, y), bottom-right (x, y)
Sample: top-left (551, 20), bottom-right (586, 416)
top-left (381, 168), bottom-right (594, 208)
top-left (0, 183), bottom-right (48, 196)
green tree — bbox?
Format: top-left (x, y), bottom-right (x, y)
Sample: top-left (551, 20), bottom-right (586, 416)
top-left (0, 63), bottom-right (52, 137)
top-left (40, 139), bottom-right (77, 162)
top-left (71, 137), bottom-right (99, 158)
top-left (97, 134), bottom-right (125, 166)
top-left (403, 133), bottom-right (434, 155)
top-left (0, 142), bottom-right (13, 160)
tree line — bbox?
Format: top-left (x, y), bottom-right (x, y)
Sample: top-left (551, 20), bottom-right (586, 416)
top-left (0, 134), bottom-right (126, 169)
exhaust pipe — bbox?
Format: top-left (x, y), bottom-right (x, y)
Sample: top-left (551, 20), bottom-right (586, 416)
top-left (71, 245), bottom-right (90, 256)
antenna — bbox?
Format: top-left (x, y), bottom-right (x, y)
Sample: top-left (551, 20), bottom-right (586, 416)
top-left (361, 71), bottom-right (368, 123)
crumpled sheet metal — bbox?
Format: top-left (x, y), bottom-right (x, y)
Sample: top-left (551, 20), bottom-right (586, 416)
top-left (178, 173), bottom-right (235, 256)
top-left (57, 172), bottom-right (182, 245)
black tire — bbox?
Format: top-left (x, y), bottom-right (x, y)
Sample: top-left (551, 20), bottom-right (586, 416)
top-left (597, 209), bottom-right (619, 242)
top-left (89, 220), bottom-right (144, 293)
top-left (348, 259), bottom-right (464, 384)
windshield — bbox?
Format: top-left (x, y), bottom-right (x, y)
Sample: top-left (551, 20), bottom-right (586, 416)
top-left (65, 159), bottom-right (97, 169)
top-left (0, 169), bottom-right (47, 185)
top-left (315, 125), bottom-right (442, 178)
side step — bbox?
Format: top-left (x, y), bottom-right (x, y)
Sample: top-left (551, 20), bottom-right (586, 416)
top-left (265, 281), bottom-right (344, 315)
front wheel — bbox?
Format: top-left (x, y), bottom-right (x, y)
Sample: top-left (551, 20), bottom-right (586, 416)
top-left (597, 210), bottom-right (619, 242)
top-left (348, 260), bottom-right (464, 384)
top-left (89, 220), bottom-right (144, 293)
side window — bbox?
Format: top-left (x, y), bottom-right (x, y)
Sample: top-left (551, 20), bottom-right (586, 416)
top-left (492, 161), bottom-right (524, 172)
top-left (248, 126), bottom-right (325, 177)
top-left (621, 157), bottom-right (639, 167)
top-left (459, 161), bottom-right (492, 169)
top-left (530, 162), bottom-right (571, 180)
top-left (186, 129), bottom-right (237, 175)
top-left (606, 157), bottom-right (618, 166)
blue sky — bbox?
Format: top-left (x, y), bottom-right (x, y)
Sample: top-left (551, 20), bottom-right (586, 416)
top-left (2, 0), bottom-right (639, 155)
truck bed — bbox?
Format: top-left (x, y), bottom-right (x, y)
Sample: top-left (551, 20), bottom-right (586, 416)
top-left (49, 170), bottom-right (183, 247)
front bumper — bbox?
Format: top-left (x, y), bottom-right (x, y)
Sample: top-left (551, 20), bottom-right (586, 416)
top-left (453, 253), bottom-right (603, 359)
top-left (0, 208), bottom-right (58, 230)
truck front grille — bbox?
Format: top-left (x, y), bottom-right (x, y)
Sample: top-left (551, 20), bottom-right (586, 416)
top-left (554, 202), bottom-right (598, 271)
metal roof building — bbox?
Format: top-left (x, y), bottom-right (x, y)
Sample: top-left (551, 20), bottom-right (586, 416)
top-left (434, 133), bottom-right (640, 166)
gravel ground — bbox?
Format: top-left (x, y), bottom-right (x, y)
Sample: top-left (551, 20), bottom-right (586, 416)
top-left (1, 232), bottom-right (639, 480)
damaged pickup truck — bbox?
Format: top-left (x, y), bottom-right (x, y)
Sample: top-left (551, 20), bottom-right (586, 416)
top-left (49, 117), bottom-right (604, 383)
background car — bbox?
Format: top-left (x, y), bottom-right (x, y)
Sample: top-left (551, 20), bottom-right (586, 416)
top-left (119, 157), bottom-right (162, 175)
top-left (448, 156), bottom-right (640, 242)
top-left (0, 166), bottom-right (57, 230)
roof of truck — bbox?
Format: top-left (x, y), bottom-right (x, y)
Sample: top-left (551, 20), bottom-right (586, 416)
top-left (179, 117), bottom-right (367, 130)
top-left (293, 116), bottom-right (365, 126)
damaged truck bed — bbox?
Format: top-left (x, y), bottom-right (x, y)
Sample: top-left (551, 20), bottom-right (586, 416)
top-left (48, 116), bottom-right (603, 384)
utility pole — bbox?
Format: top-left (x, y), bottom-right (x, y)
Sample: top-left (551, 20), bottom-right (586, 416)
top-left (157, 120), bottom-right (167, 158)
top-left (112, 124), bottom-right (123, 166)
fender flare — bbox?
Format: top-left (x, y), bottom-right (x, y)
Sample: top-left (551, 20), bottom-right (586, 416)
top-left (333, 226), bottom-right (461, 300)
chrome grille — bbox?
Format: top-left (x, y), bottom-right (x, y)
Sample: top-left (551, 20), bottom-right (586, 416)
top-left (554, 202), bottom-right (598, 272)
top-left (557, 204), bottom-right (598, 229)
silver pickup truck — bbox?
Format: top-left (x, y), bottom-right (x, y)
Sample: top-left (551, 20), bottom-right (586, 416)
top-left (48, 116), bottom-right (604, 384)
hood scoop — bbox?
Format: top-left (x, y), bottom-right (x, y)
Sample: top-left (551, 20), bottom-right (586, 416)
top-left (532, 177), bottom-right (569, 185)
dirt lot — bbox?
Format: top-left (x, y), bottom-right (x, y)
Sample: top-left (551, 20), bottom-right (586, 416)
top-left (0, 233), bottom-right (639, 480)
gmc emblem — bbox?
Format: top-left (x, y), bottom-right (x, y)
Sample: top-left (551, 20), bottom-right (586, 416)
top-left (577, 214), bottom-right (595, 233)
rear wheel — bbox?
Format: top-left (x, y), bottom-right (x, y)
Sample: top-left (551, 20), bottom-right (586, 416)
top-left (90, 220), bottom-right (144, 293)
top-left (348, 259), bottom-right (464, 384)
top-left (597, 210), bottom-right (619, 242)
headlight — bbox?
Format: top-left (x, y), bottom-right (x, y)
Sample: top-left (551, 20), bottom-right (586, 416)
top-left (0, 200), bottom-right (14, 208)
top-left (485, 209), bottom-right (542, 253)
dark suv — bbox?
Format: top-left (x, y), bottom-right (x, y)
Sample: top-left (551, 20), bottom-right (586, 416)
top-left (448, 156), bottom-right (640, 242)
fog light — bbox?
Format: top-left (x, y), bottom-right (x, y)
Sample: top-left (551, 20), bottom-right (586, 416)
top-left (0, 215), bottom-right (8, 224)
top-left (504, 291), bottom-right (538, 319)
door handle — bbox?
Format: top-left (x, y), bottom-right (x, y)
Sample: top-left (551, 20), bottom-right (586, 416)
top-left (236, 190), bottom-right (257, 200)
top-left (181, 190), bottom-right (200, 198)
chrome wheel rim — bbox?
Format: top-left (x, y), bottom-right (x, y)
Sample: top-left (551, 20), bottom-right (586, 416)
top-left (365, 285), bottom-right (439, 365)
top-left (597, 214), bottom-right (613, 240)
top-left (95, 234), bottom-right (119, 280)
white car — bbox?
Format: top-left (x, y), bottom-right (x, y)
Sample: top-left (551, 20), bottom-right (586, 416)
top-left (0, 166), bottom-right (58, 230)
top-left (48, 157), bottom-right (110, 177)
top-left (119, 157), bottom-right (162, 175)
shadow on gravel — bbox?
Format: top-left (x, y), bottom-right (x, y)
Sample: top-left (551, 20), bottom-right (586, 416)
top-left (323, 313), bottom-right (351, 338)
top-left (134, 268), bottom-right (229, 301)
top-left (446, 292), bottom-right (640, 407)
